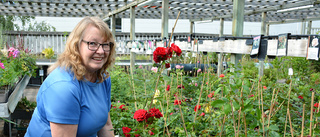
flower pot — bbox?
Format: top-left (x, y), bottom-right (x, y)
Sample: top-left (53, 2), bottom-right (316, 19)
top-left (0, 90), bottom-right (9, 103)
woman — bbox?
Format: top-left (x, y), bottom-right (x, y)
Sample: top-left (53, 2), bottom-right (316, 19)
top-left (25, 16), bottom-right (116, 137)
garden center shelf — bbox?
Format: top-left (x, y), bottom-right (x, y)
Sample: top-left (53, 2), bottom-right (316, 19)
top-left (0, 75), bottom-right (30, 118)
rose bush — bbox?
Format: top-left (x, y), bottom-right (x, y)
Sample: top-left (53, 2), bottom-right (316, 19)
top-left (110, 43), bottom-right (320, 136)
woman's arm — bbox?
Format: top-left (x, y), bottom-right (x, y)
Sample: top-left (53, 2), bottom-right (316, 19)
top-left (50, 122), bottom-right (78, 137)
top-left (98, 113), bottom-right (114, 137)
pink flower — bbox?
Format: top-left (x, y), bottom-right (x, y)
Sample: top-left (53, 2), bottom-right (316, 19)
top-left (197, 69), bottom-right (201, 73)
top-left (151, 67), bottom-right (158, 73)
top-left (8, 47), bottom-right (15, 52)
top-left (175, 65), bottom-right (181, 69)
top-left (195, 83), bottom-right (198, 86)
top-left (249, 94), bottom-right (254, 98)
top-left (139, 65), bottom-right (143, 69)
top-left (170, 113), bottom-right (173, 115)
top-left (0, 62), bottom-right (4, 69)
top-left (200, 112), bottom-right (205, 116)
top-left (263, 86), bottom-right (267, 89)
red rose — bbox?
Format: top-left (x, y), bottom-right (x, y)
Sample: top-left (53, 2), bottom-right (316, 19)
top-left (298, 95), bottom-right (303, 99)
top-left (249, 94), bottom-right (254, 98)
top-left (177, 84), bottom-right (185, 89)
top-left (166, 46), bottom-right (173, 58)
top-left (194, 105), bottom-right (201, 112)
top-left (174, 100), bottom-right (181, 105)
top-left (149, 107), bottom-right (163, 118)
top-left (263, 86), bottom-right (267, 89)
top-left (149, 130), bottom-right (155, 135)
top-left (133, 109), bottom-right (148, 122)
top-left (153, 47), bottom-right (168, 63)
top-left (219, 74), bottom-right (225, 78)
top-left (166, 85), bottom-right (170, 91)
top-left (314, 103), bottom-right (319, 108)
top-left (200, 112), bottom-right (205, 116)
top-left (170, 43), bottom-right (182, 56)
top-left (122, 127), bottom-right (131, 137)
top-left (119, 104), bottom-right (125, 110)
top-left (165, 63), bottom-right (170, 68)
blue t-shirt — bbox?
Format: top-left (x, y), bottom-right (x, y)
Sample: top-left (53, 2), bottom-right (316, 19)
top-left (25, 67), bottom-right (111, 137)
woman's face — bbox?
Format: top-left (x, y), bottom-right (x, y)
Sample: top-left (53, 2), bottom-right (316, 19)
top-left (79, 25), bottom-right (109, 73)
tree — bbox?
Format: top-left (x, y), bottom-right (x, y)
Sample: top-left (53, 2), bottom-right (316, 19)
top-left (0, 15), bottom-right (55, 31)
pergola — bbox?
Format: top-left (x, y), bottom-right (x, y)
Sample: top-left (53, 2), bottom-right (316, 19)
top-left (0, 0), bottom-right (319, 22)
top-left (1, 0), bottom-right (320, 38)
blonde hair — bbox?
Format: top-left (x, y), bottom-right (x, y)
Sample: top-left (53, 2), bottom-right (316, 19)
top-left (48, 16), bottom-right (116, 83)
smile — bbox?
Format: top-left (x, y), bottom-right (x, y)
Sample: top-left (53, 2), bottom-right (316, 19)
top-left (92, 57), bottom-right (103, 61)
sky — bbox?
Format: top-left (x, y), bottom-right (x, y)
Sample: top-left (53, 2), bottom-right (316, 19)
top-left (32, 17), bottom-right (320, 35)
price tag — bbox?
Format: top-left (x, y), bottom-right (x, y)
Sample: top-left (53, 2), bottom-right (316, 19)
top-left (39, 69), bottom-right (44, 76)
top-left (288, 68), bottom-right (293, 76)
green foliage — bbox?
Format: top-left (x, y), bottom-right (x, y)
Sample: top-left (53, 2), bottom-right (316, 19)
top-left (16, 96), bottom-right (36, 110)
top-left (42, 47), bottom-right (55, 59)
top-left (0, 47), bottom-right (37, 88)
top-left (0, 15), bottom-right (55, 31)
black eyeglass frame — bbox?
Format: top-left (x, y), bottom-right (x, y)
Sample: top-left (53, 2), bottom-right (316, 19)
top-left (81, 40), bottom-right (114, 52)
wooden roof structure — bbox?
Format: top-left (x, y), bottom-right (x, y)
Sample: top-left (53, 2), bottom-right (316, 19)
top-left (1, 0), bottom-right (320, 24)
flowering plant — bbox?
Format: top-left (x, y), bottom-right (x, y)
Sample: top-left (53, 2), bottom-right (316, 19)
top-left (0, 46), bottom-right (37, 89)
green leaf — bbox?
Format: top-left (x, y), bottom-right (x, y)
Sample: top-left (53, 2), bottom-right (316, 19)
top-left (223, 104), bottom-right (232, 114)
top-left (269, 125), bottom-right (279, 131)
top-left (233, 100), bottom-right (240, 110)
top-left (256, 108), bottom-right (261, 119)
top-left (211, 100), bottom-right (225, 108)
top-left (243, 103), bottom-right (253, 112)
top-left (270, 131), bottom-right (280, 137)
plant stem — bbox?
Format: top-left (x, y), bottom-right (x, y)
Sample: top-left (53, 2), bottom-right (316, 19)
top-left (301, 104), bottom-right (305, 137)
top-left (168, 11), bottom-right (181, 47)
top-left (309, 91), bottom-right (315, 136)
top-left (231, 102), bottom-right (237, 136)
top-left (128, 69), bottom-right (138, 111)
top-left (194, 66), bottom-right (206, 123)
top-left (260, 84), bottom-right (265, 137)
top-left (284, 112), bottom-right (288, 137)
top-left (148, 66), bottom-right (163, 109)
top-left (287, 108), bottom-right (294, 137)
top-left (219, 114), bottom-right (227, 137)
top-left (237, 108), bottom-right (242, 137)
top-left (267, 89), bottom-right (276, 129)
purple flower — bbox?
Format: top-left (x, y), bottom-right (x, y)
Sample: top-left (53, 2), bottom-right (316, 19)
top-left (13, 50), bottom-right (20, 58)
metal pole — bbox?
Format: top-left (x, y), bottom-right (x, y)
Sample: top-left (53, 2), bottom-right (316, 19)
top-left (130, 6), bottom-right (135, 40)
top-left (161, 0), bottom-right (169, 39)
top-left (217, 18), bottom-right (224, 76)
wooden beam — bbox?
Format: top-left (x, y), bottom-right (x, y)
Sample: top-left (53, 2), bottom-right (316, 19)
top-left (103, 0), bottom-right (148, 20)
top-left (190, 1), bottom-right (317, 22)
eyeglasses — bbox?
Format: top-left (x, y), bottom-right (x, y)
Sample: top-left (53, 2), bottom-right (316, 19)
top-left (82, 40), bottom-right (113, 52)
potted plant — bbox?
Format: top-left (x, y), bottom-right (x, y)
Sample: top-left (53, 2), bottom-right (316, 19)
top-left (0, 46), bottom-right (37, 102)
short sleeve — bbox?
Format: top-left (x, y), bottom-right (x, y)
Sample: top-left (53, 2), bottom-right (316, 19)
top-left (42, 81), bottom-right (81, 125)
top-left (106, 77), bottom-right (112, 113)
